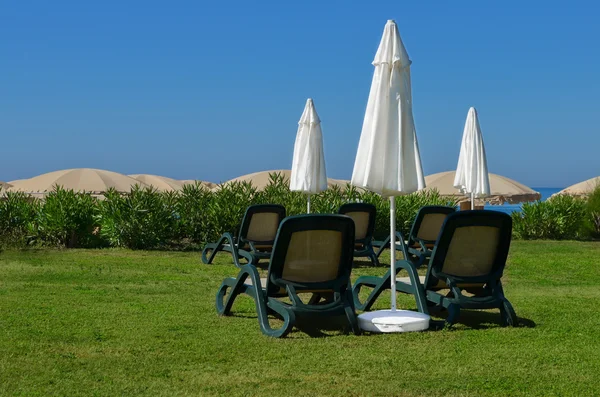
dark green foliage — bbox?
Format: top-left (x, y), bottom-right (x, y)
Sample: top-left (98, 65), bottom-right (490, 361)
top-left (584, 185), bottom-right (600, 239)
top-left (0, 192), bottom-right (39, 247)
top-left (512, 194), bottom-right (588, 240)
top-left (10, 172), bottom-right (599, 248)
top-left (96, 186), bottom-right (178, 249)
top-left (36, 187), bottom-right (102, 248)
top-left (175, 182), bottom-right (214, 246)
top-left (207, 181), bottom-right (259, 241)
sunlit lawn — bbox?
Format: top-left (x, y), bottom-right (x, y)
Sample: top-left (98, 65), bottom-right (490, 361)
top-left (1, 241), bottom-right (599, 396)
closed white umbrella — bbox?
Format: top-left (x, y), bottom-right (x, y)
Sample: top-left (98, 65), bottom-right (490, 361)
top-left (351, 20), bottom-right (428, 332)
top-left (453, 107), bottom-right (490, 209)
top-left (290, 98), bottom-right (327, 213)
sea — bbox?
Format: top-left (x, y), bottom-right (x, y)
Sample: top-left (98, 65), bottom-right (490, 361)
top-left (484, 188), bottom-right (562, 214)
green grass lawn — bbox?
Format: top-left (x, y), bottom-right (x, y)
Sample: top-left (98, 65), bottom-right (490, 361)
top-left (1, 241), bottom-right (599, 396)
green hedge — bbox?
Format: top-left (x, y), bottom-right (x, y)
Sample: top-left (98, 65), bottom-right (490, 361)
top-left (511, 185), bottom-right (600, 240)
top-left (3, 174), bottom-right (597, 249)
top-left (0, 173), bottom-right (456, 250)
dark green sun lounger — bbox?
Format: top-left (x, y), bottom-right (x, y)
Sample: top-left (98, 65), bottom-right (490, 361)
top-left (338, 203), bottom-right (379, 266)
top-left (202, 204), bottom-right (286, 268)
top-left (354, 210), bottom-right (518, 326)
top-left (373, 205), bottom-right (455, 267)
top-left (216, 214), bottom-right (360, 338)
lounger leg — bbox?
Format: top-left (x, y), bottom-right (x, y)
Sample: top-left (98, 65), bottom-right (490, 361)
top-left (368, 249), bottom-right (380, 267)
top-left (445, 304), bottom-right (460, 326)
top-left (215, 264), bottom-right (296, 338)
top-left (500, 299), bottom-right (518, 327)
top-left (201, 244), bottom-right (218, 264)
top-left (202, 233), bottom-right (244, 267)
top-left (353, 273), bottom-right (391, 311)
top-left (265, 300), bottom-right (296, 338)
top-left (344, 302), bottom-right (361, 335)
top-left (216, 271), bottom-right (252, 315)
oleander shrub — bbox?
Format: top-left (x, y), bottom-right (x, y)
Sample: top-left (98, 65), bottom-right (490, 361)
top-left (21, 171), bottom-right (600, 248)
top-left (36, 187), bottom-right (102, 248)
top-left (175, 182), bottom-right (214, 247)
top-left (584, 185), bottom-right (600, 239)
top-left (512, 194), bottom-right (588, 240)
top-left (96, 186), bottom-right (178, 249)
top-left (205, 181), bottom-right (259, 242)
top-left (0, 191), bottom-right (40, 247)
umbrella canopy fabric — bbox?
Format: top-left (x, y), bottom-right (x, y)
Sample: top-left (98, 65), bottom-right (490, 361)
top-left (8, 168), bottom-right (146, 194)
top-left (129, 174), bottom-right (185, 192)
top-left (351, 20), bottom-right (425, 197)
top-left (453, 107), bottom-right (490, 199)
top-left (426, 171), bottom-right (541, 204)
top-left (223, 170), bottom-right (348, 191)
top-left (180, 180), bottom-right (217, 190)
top-left (290, 98), bottom-right (328, 195)
top-left (554, 176), bottom-right (600, 197)
top-left (351, 20), bottom-right (426, 318)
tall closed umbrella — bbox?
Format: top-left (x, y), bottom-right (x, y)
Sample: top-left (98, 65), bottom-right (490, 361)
top-left (351, 20), bottom-right (429, 332)
top-left (290, 98), bottom-right (327, 213)
top-left (453, 107), bottom-right (490, 209)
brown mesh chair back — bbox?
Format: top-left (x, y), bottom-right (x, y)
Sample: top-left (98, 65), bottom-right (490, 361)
top-left (424, 210), bottom-right (512, 290)
top-left (408, 206), bottom-right (456, 248)
top-left (338, 203), bottom-right (376, 245)
top-left (239, 204), bottom-right (286, 246)
top-left (266, 214), bottom-right (355, 297)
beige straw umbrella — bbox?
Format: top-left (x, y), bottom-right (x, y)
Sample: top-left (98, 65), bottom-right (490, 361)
top-left (8, 168), bottom-right (147, 195)
top-left (180, 180), bottom-right (217, 190)
top-left (425, 171), bottom-right (541, 204)
top-left (553, 176), bottom-right (600, 197)
top-left (129, 174), bottom-right (186, 192)
top-left (223, 170), bottom-right (349, 191)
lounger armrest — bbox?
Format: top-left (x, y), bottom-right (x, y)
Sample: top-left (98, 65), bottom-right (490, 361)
top-left (413, 237), bottom-right (431, 254)
top-left (395, 232), bottom-right (410, 260)
top-left (395, 259), bottom-right (420, 283)
top-left (395, 259), bottom-right (429, 314)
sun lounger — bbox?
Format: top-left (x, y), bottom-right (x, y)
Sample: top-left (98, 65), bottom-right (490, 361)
top-left (353, 210), bottom-right (518, 326)
top-left (202, 204), bottom-right (286, 267)
top-left (216, 214), bottom-right (360, 337)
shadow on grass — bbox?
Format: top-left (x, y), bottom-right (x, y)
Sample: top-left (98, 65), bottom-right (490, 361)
top-left (221, 311), bottom-right (362, 338)
top-left (427, 308), bottom-right (536, 331)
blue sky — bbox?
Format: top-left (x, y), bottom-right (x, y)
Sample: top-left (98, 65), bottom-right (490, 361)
top-left (1, 0), bottom-right (598, 187)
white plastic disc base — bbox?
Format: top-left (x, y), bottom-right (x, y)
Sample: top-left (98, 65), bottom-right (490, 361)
top-left (358, 310), bottom-right (430, 333)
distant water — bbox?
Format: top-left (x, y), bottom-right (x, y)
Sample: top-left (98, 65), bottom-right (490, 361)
top-left (484, 187), bottom-right (563, 214)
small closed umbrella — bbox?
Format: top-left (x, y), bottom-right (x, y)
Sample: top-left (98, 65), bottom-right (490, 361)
top-left (453, 107), bottom-right (490, 209)
top-left (351, 20), bottom-right (429, 332)
top-left (290, 98), bottom-right (327, 213)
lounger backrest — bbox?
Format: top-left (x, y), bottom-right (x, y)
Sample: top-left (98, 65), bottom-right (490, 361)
top-left (425, 210), bottom-right (512, 289)
top-left (338, 203), bottom-right (376, 243)
top-left (409, 206), bottom-right (456, 246)
top-left (266, 215), bottom-right (355, 297)
top-left (239, 204), bottom-right (286, 245)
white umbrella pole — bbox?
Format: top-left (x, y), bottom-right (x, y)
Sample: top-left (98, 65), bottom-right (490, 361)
top-left (390, 196), bottom-right (397, 312)
top-left (307, 194), bottom-right (311, 214)
top-left (471, 192), bottom-right (474, 210)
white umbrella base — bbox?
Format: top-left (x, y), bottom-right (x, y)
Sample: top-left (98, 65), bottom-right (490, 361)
top-left (358, 310), bottom-right (430, 333)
